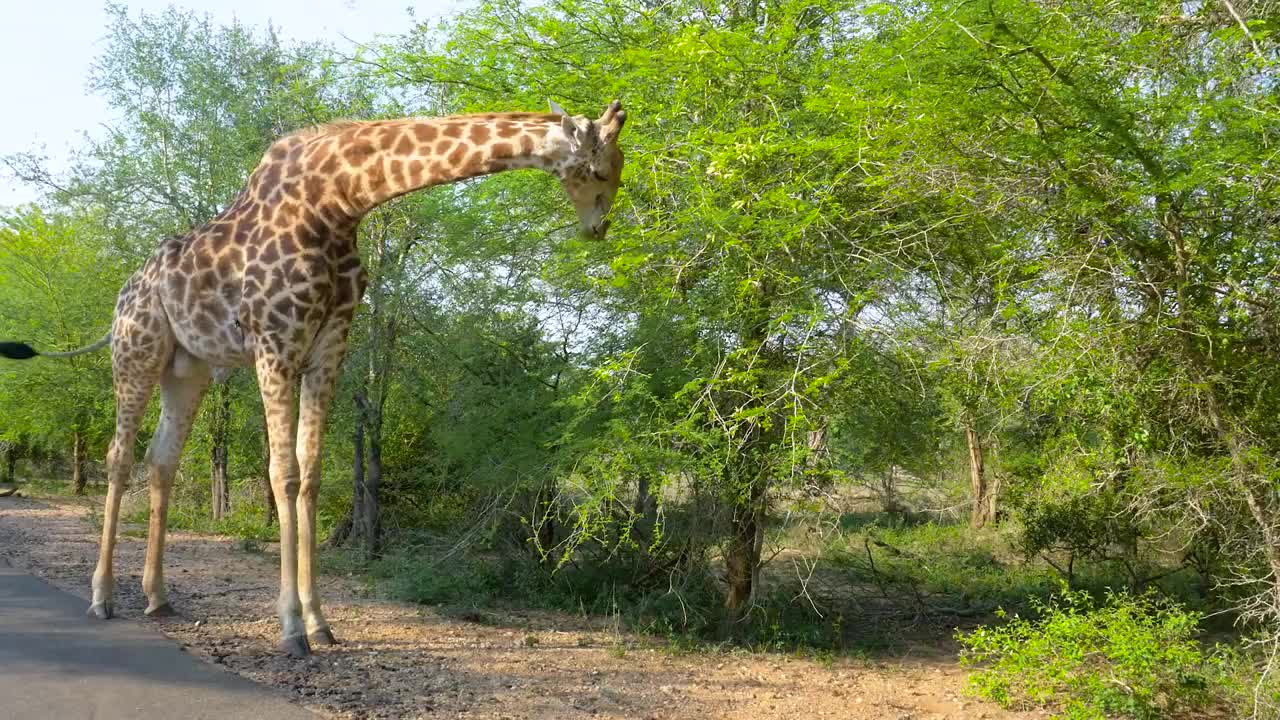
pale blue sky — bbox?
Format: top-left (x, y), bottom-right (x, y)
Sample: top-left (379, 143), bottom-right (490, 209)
top-left (1, 0), bottom-right (463, 207)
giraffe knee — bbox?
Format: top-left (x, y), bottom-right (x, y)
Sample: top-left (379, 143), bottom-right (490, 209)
top-left (143, 445), bottom-right (179, 484)
top-left (299, 476), bottom-right (320, 500)
top-left (146, 461), bottom-right (178, 487)
top-left (271, 473), bottom-right (301, 499)
top-left (106, 445), bottom-right (125, 472)
top-left (105, 443), bottom-right (132, 487)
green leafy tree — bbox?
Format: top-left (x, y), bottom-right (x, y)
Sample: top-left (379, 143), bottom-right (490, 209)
top-left (379, 0), bottom-right (976, 629)
top-left (0, 206), bottom-right (128, 488)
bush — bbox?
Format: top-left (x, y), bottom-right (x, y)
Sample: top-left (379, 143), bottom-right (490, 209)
top-left (1017, 494), bottom-right (1140, 574)
top-left (387, 554), bottom-right (509, 606)
top-left (957, 586), bottom-right (1240, 719)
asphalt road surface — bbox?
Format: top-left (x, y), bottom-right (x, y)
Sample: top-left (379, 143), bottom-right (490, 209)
top-left (0, 558), bottom-right (319, 720)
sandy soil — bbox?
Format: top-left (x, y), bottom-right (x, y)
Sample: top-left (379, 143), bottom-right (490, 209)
top-left (0, 495), bottom-right (1042, 719)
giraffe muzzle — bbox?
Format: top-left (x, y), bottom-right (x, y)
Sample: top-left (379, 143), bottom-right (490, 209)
top-left (586, 218), bottom-right (611, 240)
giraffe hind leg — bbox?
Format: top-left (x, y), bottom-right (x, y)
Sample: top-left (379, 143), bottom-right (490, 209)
top-left (141, 351), bottom-right (212, 616)
top-left (90, 340), bottom-right (167, 619)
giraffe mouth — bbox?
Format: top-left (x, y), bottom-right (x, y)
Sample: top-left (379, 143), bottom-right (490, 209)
top-left (586, 218), bottom-right (610, 240)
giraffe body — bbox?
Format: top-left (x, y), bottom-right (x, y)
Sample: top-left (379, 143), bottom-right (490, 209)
top-left (4, 101), bottom-right (627, 656)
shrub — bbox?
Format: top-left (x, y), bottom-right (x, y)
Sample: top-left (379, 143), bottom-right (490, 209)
top-left (1017, 494), bottom-right (1141, 580)
top-left (384, 554), bottom-right (509, 606)
top-left (957, 586), bottom-right (1240, 719)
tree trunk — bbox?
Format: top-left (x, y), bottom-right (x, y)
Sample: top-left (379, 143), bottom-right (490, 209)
top-left (72, 431), bottom-right (87, 495)
top-left (341, 393), bottom-right (367, 550)
top-left (535, 481), bottom-right (557, 562)
top-left (324, 508), bottom-right (354, 550)
top-left (319, 395), bottom-right (367, 553)
top-left (721, 280), bottom-right (778, 636)
top-left (211, 451), bottom-right (229, 521)
top-left (634, 472), bottom-right (658, 546)
top-left (363, 428), bottom-right (383, 561)
top-left (723, 472), bottom-right (767, 631)
top-left (966, 423), bottom-right (991, 528)
top-left (210, 383), bottom-right (232, 521)
top-left (5, 444), bottom-right (16, 483)
top-left (880, 465), bottom-right (904, 517)
top-left (261, 410), bottom-right (276, 527)
top-left (354, 391), bottom-right (381, 561)
top-left (805, 425), bottom-right (832, 495)
top-left (986, 471), bottom-right (1001, 525)
top-left (262, 474), bottom-right (277, 526)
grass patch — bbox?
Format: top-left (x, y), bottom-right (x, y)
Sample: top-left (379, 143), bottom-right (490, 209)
top-left (821, 519), bottom-right (1213, 624)
top-left (124, 499), bottom-right (280, 542)
top-left (15, 477), bottom-right (102, 498)
top-left (825, 521), bottom-right (1063, 617)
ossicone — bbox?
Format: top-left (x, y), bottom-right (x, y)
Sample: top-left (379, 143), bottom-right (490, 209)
top-left (599, 99), bottom-right (626, 142)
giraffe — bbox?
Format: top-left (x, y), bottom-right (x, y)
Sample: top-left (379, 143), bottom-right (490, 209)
top-left (0, 99), bottom-right (628, 657)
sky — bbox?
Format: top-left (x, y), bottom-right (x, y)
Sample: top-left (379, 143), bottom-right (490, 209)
top-left (0, 0), bottom-right (464, 207)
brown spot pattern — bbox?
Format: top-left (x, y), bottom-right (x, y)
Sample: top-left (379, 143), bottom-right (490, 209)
top-left (447, 144), bottom-right (468, 168)
top-left (342, 140), bottom-right (376, 166)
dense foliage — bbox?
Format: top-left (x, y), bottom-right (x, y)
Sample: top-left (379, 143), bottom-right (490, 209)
top-left (959, 587), bottom-right (1241, 719)
top-left (2, 0), bottom-right (1278, 711)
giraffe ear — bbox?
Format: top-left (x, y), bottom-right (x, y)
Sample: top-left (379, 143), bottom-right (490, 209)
top-left (550, 99), bottom-right (586, 151)
top-left (562, 115), bottom-right (585, 152)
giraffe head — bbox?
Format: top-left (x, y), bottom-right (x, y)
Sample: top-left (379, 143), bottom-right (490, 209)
top-left (549, 99), bottom-right (628, 240)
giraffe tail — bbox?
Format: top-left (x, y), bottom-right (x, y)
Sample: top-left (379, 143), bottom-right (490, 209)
top-left (0, 332), bottom-right (111, 361)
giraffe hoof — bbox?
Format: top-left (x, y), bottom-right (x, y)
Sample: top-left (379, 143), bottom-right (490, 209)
top-left (87, 602), bottom-right (114, 620)
top-left (308, 627), bottom-right (338, 646)
top-left (145, 602), bottom-right (176, 617)
top-left (279, 634), bottom-right (312, 658)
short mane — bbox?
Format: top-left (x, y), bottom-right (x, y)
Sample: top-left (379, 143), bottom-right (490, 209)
top-left (282, 112), bottom-right (561, 141)
top-left (282, 119), bottom-right (368, 139)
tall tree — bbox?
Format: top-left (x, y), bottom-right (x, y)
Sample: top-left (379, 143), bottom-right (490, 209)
top-left (0, 207), bottom-right (124, 480)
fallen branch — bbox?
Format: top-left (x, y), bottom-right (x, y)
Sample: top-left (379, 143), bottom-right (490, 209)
top-left (205, 585), bottom-right (273, 597)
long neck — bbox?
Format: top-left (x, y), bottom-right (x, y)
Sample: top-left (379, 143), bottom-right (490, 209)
top-left (317, 114), bottom-right (570, 219)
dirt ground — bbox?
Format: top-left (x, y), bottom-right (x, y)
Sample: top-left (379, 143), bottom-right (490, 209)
top-left (0, 495), bottom-right (1043, 719)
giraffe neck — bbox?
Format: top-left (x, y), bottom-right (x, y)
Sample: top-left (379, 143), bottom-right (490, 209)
top-left (299, 114), bottom-right (572, 221)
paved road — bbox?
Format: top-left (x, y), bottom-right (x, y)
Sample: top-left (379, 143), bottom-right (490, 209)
top-left (0, 559), bottom-right (320, 720)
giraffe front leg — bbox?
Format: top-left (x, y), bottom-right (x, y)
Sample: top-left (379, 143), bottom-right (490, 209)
top-left (257, 354), bottom-right (309, 657)
top-left (142, 361), bottom-right (211, 616)
top-left (297, 365), bottom-right (339, 646)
